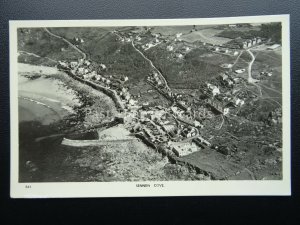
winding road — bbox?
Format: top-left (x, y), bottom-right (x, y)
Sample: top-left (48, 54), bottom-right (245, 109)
top-left (112, 31), bottom-right (171, 92)
top-left (246, 49), bottom-right (259, 84)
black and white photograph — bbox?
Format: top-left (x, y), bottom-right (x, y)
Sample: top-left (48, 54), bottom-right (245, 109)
top-left (10, 15), bottom-right (291, 197)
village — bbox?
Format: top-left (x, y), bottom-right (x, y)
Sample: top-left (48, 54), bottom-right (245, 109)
top-left (14, 19), bottom-right (285, 182)
top-left (56, 23), bottom-right (282, 162)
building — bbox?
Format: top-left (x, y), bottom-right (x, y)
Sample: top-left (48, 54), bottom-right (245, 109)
top-left (70, 61), bottom-right (78, 68)
top-left (176, 33), bottom-right (183, 38)
top-left (170, 142), bottom-right (198, 157)
top-left (84, 60), bottom-right (91, 66)
top-left (221, 64), bottom-right (233, 69)
top-left (177, 53), bottom-right (184, 59)
top-left (234, 69), bottom-right (246, 74)
top-left (207, 83), bottom-right (220, 96)
top-left (223, 107), bottom-right (230, 115)
top-left (99, 64), bottom-right (107, 70)
top-left (167, 45), bottom-right (174, 51)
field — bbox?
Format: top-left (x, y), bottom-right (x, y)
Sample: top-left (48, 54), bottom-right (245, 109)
top-left (151, 25), bottom-right (194, 36)
top-left (180, 29), bottom-right (232, 45)
top-left (18, 28), bottom-right (82, 65)
top-left (144, 44), bottom-right (231, 89)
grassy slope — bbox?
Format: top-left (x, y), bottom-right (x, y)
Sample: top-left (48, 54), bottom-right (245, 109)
top-left (49, 28), bottom-right (153, 86)
top-left (18, 28), bottom-right (82, 65)
top-left (145, 45), bottom-right (227, 89)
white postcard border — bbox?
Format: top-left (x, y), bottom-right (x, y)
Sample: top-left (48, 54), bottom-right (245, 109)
top-left (10, 15), bottom-right (291, 198)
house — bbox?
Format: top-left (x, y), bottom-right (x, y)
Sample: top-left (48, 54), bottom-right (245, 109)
top-left (176, 33), bottom-right (183, 38)
top-left (247, 41), bottom-right (252, 48)
top-left (77, 67), bottom-right (85, 75)
top-left (257, 38), bottom-right (262, 44)
top-left (221, 64), bottom-right (233, 69)
top-left (95, 75), bottom-right (102, 81)
top-left (223, 108), bottom-right (230, 115)
top-left (167, 45), bottom-right (174, 51)
top-left (207, 83), bottom-right (220, 96)
top-left (220, 74), bottom-right (229, 80)
top-left (70, 61), bottom-right (78, 68)
top-left (100, 64), bottom-right (107, 70)
top-left (58, 61), bottom-right (68, 68)
top-left (122, 76), bottom-right (129, 82)
top-left (128, 99), bottom-right (137, 106)
top-left (194, 120), bottom-right (203, 128)
top-left (234, 68), bottom-right (246, 74)
top-left (171, 142), bottom-right (198, 157)
top-left (234, 98), bottom-right (245, 107)
top-left (84, 60), bottom-right (91, 66)
top-left (177, 53), bottom-right (184, 59)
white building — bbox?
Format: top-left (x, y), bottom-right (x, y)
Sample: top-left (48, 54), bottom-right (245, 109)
top-left (235, 69), bottom-right (246, 74)
top-left (176, 33), bottom-right (183, 38)
top-left (100, 64), bottom-right (106, 70)
top-left (167, 45), bottom-right (174, 51)
top-left (177, 53), bottom-right (183, 59)
top-left (223, 108), bottom-right (230, 115)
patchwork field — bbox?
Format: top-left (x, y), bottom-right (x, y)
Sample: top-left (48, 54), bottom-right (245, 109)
top-left (181, 29), bottom-right (232, 45)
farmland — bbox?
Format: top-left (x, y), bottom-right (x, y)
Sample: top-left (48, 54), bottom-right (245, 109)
top-left (181, 29), bottom-right (232, 45)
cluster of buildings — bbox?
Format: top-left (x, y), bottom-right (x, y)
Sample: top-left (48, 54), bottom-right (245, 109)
top-left (241, 37), bottom-right (262, 49)
top-left (147, 71), bottom-right (173, 99)
top-left (268, 108), bottom-right (282, 125)
top-left (225, 37), bottom-right (263, 50)
top-left (211, 46), bottom-right (240, 56)
top-left (197, 71), bottom-right (248, 116)
top-left (73, 37), bottom-right (84, 44)
top-left (57, 59), bottom-right (137, 111)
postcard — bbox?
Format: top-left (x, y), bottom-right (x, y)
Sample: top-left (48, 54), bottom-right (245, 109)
top-left (10, 15), bottom-right (290, 197)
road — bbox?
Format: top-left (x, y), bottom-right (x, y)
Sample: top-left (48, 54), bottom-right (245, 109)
top-left (130, 40), bottom-right (171, 91)
top-left (246, 49), bottom-right (262, 97)
top-left (232, 50), bottom-right (244, 68)
top-left (246, 49), bottom-right (259, 84)
top-left (43, 28), bottom-right (87, 60)
top-left (112, 30), bottom-right (171, 92)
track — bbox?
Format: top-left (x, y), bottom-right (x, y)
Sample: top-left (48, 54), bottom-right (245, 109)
top-left (130, 40), bottom-right (170, 91)
top-left (43, 28), bottom-right (87, 60)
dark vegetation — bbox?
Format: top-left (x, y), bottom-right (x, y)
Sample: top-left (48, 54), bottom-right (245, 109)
top-left (217, 22), bottom-right (282, 43)
top-left (49, 28), bottom-right (153, 86)
top-left (18, 28), bottom-right (82, 64)
top-left (145, 46), bottom-right (225, 89)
